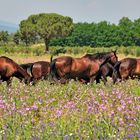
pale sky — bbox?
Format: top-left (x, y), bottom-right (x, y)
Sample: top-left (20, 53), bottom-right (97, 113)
top-left (0, 0), bottom-right (140, 25)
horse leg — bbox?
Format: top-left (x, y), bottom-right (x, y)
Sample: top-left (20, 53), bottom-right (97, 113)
top-left (101, 74), bottom-right (107, 85)
top-left (31, 78), bottom-right (38, 86)
top-left (112, 70), bottom-right (119, 84)
top-left (60, 73), bottom-right (70, 84)
top-left (0, 75), bottom-right (2, 84)
top-left (59, 78), bottom-right (68, 84)
top-left (79, 78), bottom-right (88, 84)
top-left (90, 75), bottom-right (96, 83)
top-left (7, 78), bottom-right (12, 87)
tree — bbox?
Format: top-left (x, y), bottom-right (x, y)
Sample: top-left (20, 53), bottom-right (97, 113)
top-left (13, 31), bottom-right (21, 45)
top-left (20, 20), bottom-right (38, 46)
top-left (133, 18), bottom-right (140, 46)
top-left (118, 17), bottom-right (134, 46)
top-left (0, 31), bottom-right (9, 45)
top-left (19, 13), bottom-right (73, 52)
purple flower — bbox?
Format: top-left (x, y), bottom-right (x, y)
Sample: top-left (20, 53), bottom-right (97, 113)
top-left (55, 109), bottom-right (62, 118)
top-left (24, 107), bottom-right (30, 111)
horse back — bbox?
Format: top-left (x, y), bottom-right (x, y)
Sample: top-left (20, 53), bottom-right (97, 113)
top-left (0, 56), bottom-right (19, 77)
top-left (119, 58), bottom-right (137, 78)
top-left (71, 57), bottom-right (90, 72)
top-left (120, 58), bottom-right (137, 70)
top-left (32, 61), bottom-right (50, 79)
top-left (54, 56), bottom-right (73, 76)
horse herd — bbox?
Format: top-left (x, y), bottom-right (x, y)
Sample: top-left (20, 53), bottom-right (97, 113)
top-left (0, 50), bottom-right (140, 88)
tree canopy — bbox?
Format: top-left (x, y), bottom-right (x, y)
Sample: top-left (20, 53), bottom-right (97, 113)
top-left (50, 17), bottom-right (140, 47)
top-left (19, 13), bottom-right (73, 51)
top-left (1, 16), bottom-right (140, 48)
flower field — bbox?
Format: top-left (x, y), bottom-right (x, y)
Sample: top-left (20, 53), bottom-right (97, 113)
top-left (0, 77), bottom-right (140, 139)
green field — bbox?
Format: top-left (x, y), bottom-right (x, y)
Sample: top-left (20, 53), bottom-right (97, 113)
top-left (0, 47), bottom-right (140, 139)
top-left (0, 78), bottom-right (140, 139)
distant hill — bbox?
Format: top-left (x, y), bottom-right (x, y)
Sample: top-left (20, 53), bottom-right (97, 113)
top-left (0, 20), bottom-right (18, 33)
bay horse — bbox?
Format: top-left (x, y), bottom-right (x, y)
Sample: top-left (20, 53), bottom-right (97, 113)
top-left (95, 62), bottom-right (115, 84)
top-left (0, 56), bottom-right (32, 87)
top-left (50, 51), bottom-right (118, 84)
top-left (95, 50), bottom-right (118, 84)
top-left (20, 61), bottom-right (50, 84)
top-left (112, 57), bottom-right (140, 83)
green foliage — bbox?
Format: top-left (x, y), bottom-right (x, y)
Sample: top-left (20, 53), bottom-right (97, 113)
top-left (1, 16), bottom-right (140, 48)
top-left (0, 31), bottom-right (9, 45)
top-left (19, 13), bottom-right (73, 51)
top-left (13, 31), bottom-right (21, 45)
top-left (1, 45), bottom-right (140, 57)
top-left (50, 47), bottom-right (66, 56)
top-left (50, 17), bottom-right (140, 47)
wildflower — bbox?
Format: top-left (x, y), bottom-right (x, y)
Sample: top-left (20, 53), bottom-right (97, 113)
top-left (119, 118), bottom-right (124, 125)
top-left (55, 109), bottom-right (62, 118)
top-left (24, 107), bottom-right (30, 111)
top-left (99, 104), bottom-right (107, 110)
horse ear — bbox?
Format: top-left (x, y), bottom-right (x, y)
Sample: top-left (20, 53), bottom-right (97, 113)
top-left (112, 48), bottom-right (117, 54)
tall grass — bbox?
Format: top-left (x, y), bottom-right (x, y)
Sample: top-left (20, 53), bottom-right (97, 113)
top-left (0, 44), bottom-right (140, 57)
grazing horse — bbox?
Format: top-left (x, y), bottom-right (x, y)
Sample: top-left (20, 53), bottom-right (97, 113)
top-left (50, 51), bottom-right (118, 84)
top-left (20, 61), bottom-right (50, 84)
top-left (0, 56), bottom-right (32, 87)
top-left (112, 57), bottom-right (140, 84)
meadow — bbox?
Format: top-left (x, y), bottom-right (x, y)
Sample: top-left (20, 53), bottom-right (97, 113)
top-left (0, 45), bottom-right (140, 139)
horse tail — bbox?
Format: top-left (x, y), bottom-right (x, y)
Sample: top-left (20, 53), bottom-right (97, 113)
top-left (112, 61), bottom-right (121, 84)
top-left (50, 58), bottom-right (60, 82)
top-left (50, 55), bottom-right (53, 63)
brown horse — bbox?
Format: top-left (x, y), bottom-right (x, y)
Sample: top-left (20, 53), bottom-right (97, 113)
top-left (50, 51), bottom-right (118, 84)
top-left (0, 56), bottom-right (32, 87)
top-left (20, 61), bottom-right (50, 84)
top-left (112, 57), bottom-right (140, 83)
top-left (95, 62), bottom-right (115, 84)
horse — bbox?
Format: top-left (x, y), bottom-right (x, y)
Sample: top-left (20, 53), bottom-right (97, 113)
top-left (20, 61), bottom-right (50, 84)
top-left (95, 50), bottom-right (118, 84)
top-left (95, 62), bottom-right (115, 84)
top-left (50, 51), bottom-right (118, 84)
top-left (112, 57), bottom-right (140, 84)
top-left (0, 56), bottom-right (32, 87)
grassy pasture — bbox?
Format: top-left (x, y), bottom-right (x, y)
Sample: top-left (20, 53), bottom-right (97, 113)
top-left (0, 78), bottom-right (140, 139)
top-left (0, 46), bottom-right (140, 139)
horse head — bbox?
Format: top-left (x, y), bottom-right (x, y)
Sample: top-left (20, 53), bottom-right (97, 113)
top-left (106, 51), bottom-right (118, 65)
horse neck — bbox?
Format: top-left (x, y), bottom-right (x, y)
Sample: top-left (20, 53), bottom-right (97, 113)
top-left (98, 57), bottom-right (106, 64)
top-left (98, 56), bottom-right (110, 68)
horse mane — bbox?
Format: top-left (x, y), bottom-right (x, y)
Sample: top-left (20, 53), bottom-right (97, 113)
top-left (84, 52), bottom-right (111, 60)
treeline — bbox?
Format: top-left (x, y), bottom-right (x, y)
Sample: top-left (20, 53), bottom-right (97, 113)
top-left (50, 17), bottom-right (140, 47)
top-left (0, 16), bottom-right (140, 48)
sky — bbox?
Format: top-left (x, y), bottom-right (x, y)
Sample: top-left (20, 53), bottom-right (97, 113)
top-left (0, 0), bottom-right (140, 25)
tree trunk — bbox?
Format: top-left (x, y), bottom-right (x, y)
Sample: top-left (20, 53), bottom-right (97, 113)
top-left (44, 38), bottom-right (50, 52)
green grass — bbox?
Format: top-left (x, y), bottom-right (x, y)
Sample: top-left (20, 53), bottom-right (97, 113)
top-left (0, 47), bottom-right (140, 139)
top-left (0, 78), bottom-right (140, 139)
top-left (1, 44), bottom-right (140, 57)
